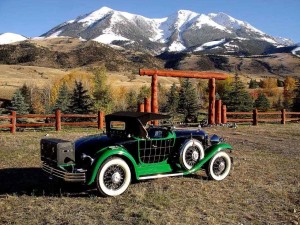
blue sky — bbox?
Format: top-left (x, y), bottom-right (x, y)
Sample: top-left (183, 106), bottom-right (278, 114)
top-left (0, 0), bottom-right (299, 43)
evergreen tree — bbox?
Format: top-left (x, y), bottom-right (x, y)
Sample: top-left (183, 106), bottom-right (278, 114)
top-left (292, 80), bottom-right (300, 111)
top-left (125, 90), bottom-right (138, 112)
top-left (177, 79), bottom-right (200, 117)
top-left (92, 67), bottom-right (113, 113)
top-left (68, 81), bottom-right (93, 114)
top-left (254, 93), bottom-right (270, 112)
top-left (20, 84), bottom-right (33, 113)
top-left (165, 83), bottom-right (179, 115)
top-left (223, 73), bottom-right (253, 112)
top-left (249, 79), bottom-right (259, 89)
top-left (53, 82), bottom-right (70, 113)
top-left (273, 96), bottom-right (283, 111)
top-left (10, 90), bottom-right (30, 115)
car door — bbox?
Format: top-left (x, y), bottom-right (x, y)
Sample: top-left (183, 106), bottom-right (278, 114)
top-left (139, 129), bottom-right (175, 164)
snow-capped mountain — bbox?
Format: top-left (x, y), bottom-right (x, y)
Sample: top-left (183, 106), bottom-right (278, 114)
top-left (42, 7), bottom-right (294, 55)
top-left (0, 33), bottom-right (28, 45)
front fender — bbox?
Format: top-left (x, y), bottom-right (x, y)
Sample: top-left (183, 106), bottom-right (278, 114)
top-left (183, 143), bottom-right (233, 175)
top-left (86, 146), bottom-right (138, 185)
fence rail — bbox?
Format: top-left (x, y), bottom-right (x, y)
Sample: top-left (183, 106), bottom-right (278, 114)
top-left (0, 110), bottom-right (105, 134)
top-left (225, 109), bottom-right (300, 125)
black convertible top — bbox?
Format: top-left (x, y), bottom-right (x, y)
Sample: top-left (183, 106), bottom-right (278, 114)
top-left (105, 112), bottom-right (171, 138)
top-left (106, 112), bottom-right (170, 125)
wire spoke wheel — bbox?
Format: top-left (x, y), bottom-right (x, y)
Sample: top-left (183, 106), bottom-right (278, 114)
top-left (180, 139), bottom-right (204, 170)
top-left (97, 157), bottom-right (131, 196)
top-left (185, 146), bottom-right (200, 168)
top-left (206, 151), bottom-right (231, 181)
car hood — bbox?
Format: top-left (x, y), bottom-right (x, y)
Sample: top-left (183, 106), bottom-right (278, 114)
top-left (174, 129), bottom-right (207, 138)
top-left (74, 134), bottom-right (126, 157)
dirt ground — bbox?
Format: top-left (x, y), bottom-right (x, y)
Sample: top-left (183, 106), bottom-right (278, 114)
top-left (0, 124), bottom-right (299, 225)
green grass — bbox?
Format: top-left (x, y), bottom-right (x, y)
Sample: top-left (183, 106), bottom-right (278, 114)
top-left (0, 124), bottom-right (299, 224)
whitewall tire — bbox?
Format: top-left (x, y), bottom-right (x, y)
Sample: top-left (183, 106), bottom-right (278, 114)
top-left (206, 151), bottom-right (231, 181)
top-left (180, 139), bottom-right (204, 170)
top-left (96, 157), bottom-right (131, 197)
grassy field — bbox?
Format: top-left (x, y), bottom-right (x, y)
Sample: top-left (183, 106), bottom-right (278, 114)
top-left (0, 124), bottom-right (299, 225)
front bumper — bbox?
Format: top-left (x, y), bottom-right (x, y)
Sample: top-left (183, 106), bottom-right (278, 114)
top-left (42, 162), bottom-right (86, 182)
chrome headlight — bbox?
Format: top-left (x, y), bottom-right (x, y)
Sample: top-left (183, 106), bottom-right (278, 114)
top-left (210, 134), bottom-right (220, 145)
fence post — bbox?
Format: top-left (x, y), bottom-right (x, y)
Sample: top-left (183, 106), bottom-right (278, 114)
top-left (221, 105), bottom-right (227, 124)
top-left (55, 109), bottom-right (61, 131)
top-left (215, 100), bottom-right (222, 124)
top-left (253, 108), bottom-right (258, 126)
top-left (281, 109), bottom-right (286, 125)
top-left (98, 111), bottom-right (104, 130)
top-left (10, 111), bottom-right (16, 134)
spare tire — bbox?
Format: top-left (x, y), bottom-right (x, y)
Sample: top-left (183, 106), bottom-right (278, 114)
top-left (179, 139), bottom-right (204, 170)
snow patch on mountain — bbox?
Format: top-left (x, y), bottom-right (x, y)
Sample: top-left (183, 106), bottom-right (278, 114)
top-left (168, 41), bottom-right (186, 52)
top-left (292, 46), bottom-right (300, 56)
top-left (209, 12), bottom-right (264, 34)
top-left (0, 33), bottom-right (27, 45)
top-left (194, 14), bottom-right (228, 31)
top-left (78, 6), bottom-right (113, 27)
top-left (93, 33), bottom-right (130, 44)
top-left (195, 39), bottom-right (226, 51)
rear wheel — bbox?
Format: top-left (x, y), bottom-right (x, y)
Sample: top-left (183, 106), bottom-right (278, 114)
top-left (96, 157), bottom-right (131, 197)
top-left (206, 151), bottom-right (231, 181)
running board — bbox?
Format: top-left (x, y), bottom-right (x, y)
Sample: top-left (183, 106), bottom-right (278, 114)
top-left (138, 173), bottom-right (184, 180)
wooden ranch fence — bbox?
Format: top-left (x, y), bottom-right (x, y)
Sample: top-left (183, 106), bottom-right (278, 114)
top-left (225, 109), bottom-right (300, 125)
top-left (0, 110), bottom-right (105, 134)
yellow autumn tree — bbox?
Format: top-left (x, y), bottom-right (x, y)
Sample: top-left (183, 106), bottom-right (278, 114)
top-left (50, 69), bottom-right (94, 106)
top-left (283, 76), bottom-right (297, 109)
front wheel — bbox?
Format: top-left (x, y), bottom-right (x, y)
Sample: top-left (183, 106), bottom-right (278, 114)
top-left (96, 157), bottom-right (131, 197)
top-left (206, 151), bottom-right (231, 181)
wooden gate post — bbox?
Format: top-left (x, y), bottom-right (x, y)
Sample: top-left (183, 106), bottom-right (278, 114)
top-left (208, 78), bottom-right (216, 125)
top-left (221, 105), bottom-right (227, 124)
top-left (98, 111), bottom-right (104, 130)
top-left (281, 109), bottom-right (286, 125)
top-left (151, 74), bottom-right (158, 114)
top-left (253, 108), bottom-right (258, 126)
top-left (144, 98), bottom-right (151, 113)
top-left (10, 111), bottom-right (16, 134)
top-left (215, 100), bottom-right (222, 124)
top-left (55, 109), bottom-right (61, 131)
top-left (138, 103), bottom-right (145, 112)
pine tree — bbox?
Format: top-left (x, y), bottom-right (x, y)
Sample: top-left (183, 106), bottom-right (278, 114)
top-left (165, 83), bottom-right (179, 115)
top-left (292, 80), bottom-right (300, 112)
top-left (20, 84), bottom-right (33, 113)
top-left (254, 93), bottom-right (270, 112)
top-left (249, 79), bottom-right (259, 89)
top-left (223, 73), bottom-right (253, 112)
top-left (92, 67), bottom-right (113, 113)
top-left (53, 82), bottom-right (70, 113)
top-left (125, 90), bottom-right (138, 112)
top-left (68, 81), bottom-right (93, 115)
top-left (177, 79), bottom-right (200, 117)
top-left (10, 90), bottom-right (30, 115)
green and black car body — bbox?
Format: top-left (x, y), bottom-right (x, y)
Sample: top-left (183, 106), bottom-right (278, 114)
top-left (41, 112), bottom-right (233, 196)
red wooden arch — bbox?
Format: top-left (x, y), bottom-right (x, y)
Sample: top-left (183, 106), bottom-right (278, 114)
top-left (139, 69), bottom-right (228, 125)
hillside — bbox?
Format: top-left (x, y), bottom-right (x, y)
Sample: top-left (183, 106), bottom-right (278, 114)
top-left (160, 52), bottom-right (300, 79)
top-left (0, 37), bottom-right (164, 71)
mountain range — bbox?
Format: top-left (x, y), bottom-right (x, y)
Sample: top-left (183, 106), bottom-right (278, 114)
top-left (1, 7), bottom-right (299, 56)
top-left (41, 7), bottom-right (297, 55)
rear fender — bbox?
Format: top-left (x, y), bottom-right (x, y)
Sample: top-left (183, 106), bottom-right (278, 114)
top-left (183, 143), bottom-right (233, 175)
top-left (86, 146), bottom-right (138, 185)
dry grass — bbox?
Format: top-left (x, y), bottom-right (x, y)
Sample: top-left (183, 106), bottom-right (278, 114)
top-left (0, 124), bottom-right (299, 225)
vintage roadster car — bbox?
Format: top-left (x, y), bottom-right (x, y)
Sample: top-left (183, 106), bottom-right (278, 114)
top-left (41, 112), bottom-right (233, 196)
